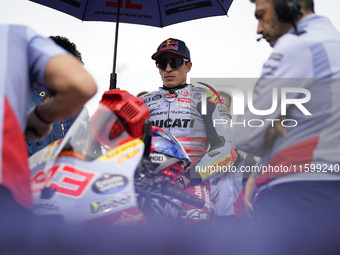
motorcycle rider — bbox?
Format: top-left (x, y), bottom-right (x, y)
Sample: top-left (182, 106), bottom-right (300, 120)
top-left (142, 38), bottom-right (236, 223)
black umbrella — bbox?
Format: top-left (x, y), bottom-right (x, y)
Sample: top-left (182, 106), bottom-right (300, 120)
top-left (29, 0), bottom-right (234, 89)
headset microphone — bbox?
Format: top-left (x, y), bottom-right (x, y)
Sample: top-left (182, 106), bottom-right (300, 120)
top-left (257, 35), bottom-right (266, 42)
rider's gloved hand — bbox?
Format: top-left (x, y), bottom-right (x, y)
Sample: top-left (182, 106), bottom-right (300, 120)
top-left (174, 175), bottom-right (191, 191)
top-left (25, 106), bottom-right (53, 141)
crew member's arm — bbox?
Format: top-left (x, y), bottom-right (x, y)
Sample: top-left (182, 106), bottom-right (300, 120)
top-left (26, 54), bottom-right (97, 140)
top-left (39, 55), bottom-right (96, 121)
top-left (232, 35), bottom-right (313, 155)
top-left (243, 172), bottom-right (256, 219)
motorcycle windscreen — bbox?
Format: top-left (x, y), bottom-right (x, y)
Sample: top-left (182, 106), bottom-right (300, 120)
top-left (30, 103), bottom-right (146, 225)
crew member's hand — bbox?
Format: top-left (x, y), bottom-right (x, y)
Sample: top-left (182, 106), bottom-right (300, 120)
top-left (174, 175), bottom-right (191, 191)
top-left (265, 116), bottom-right (287, 149)
top-left (236, 150), bottom-right (244, 161)
top-left (243, 199), bottom-right (255, 219)
top-left (233, 149), bottom-right (244, 166)
top-left (25, 106), bottom-right (53, 141)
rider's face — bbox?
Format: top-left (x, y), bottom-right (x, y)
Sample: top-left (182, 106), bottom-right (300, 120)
top-left (254, 0), bottom-right (292, 47)
top-left (157, 52), bottom-right (192, 88)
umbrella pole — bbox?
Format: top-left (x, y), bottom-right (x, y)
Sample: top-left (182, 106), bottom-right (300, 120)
top-left (110, 0), bottom-right (121, 90)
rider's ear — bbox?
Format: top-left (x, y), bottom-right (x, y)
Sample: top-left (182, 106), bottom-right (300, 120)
top-left (186, 62), bottom-right (192, 73)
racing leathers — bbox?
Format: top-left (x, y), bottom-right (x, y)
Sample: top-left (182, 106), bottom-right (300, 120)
top-left (142, 83), bottom-right (236, 223)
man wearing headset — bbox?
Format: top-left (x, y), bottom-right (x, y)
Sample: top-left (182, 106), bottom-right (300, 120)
top-left (233, 0), bottom-right (340, 229)
top-left (142, 38), bottom-right (236, 224)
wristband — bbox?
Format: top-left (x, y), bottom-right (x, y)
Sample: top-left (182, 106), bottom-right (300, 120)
top-left (34, 106), bottom-right (52, 124)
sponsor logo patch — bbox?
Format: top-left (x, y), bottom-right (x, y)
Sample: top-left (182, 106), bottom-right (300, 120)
top-left (208, 151), bottom-right (220, 157)
top-left (150, 153), bottom-right (166, 163)
top-left (176, 103), bottom-right (190, 109)
top-left (90, 194), bottom-right (131, 214)
top-left (180, 91), bottom-right (190, 97)
top-left (165, 94), bottom-right (177, 98)
top-left (148, 101), bottom-right (161, 110)
top-left (177, 98), bottom-right (191, 103)
top-left (152, 94), bottom-right (162, 100)
top-left (92, 174), bottom-right (128, 194)
top-left (194, 93), bottom-right (201, 99)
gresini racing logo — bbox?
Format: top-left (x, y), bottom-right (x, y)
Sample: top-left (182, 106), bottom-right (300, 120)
top-left (196, 81), bottom-right (312, 128)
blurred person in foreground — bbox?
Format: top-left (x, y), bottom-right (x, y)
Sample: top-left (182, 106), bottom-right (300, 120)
top-left (26, 35), bottom-right (87, 156)
top-left (0, 24), bottom-right (97, 214)
top-left (232, 0), bottom-right (340, 229)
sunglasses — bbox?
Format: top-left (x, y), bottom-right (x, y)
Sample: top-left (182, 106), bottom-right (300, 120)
top-left (156, 57), bottom-right (189, 71)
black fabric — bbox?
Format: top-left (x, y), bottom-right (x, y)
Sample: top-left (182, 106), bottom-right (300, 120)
top-left (0, 185), bottom-right (64, 226)
top-left (274, 0), bottom-right (302, 23)
top-left (251, 181), bottom-right (340, 255)
top-left (255, 181), bottom-right (340, 227)
top-left (161, 83), bottom-right (188, 91)
top-left (0, 185), bottom-right (33, 219)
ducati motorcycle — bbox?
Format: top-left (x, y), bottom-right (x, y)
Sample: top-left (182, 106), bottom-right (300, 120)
top-left (29, 90), bottom-right (204, 225)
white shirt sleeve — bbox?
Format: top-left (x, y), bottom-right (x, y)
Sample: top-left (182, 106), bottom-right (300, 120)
top-left (232, 34), bottom-right (314, 156)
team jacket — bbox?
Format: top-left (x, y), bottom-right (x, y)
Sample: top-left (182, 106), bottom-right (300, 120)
top-left (142, 84), bottom-right (236, 185)
top-left (232, 14), bottom-right (340, 186)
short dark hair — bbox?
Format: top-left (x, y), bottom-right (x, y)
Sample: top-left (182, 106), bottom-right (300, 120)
top-left (249, 0), bottom-right (314, 12)
top-left (49, 36), bottom-right (83, 63)
top-left (301, 0), bottom-right (314, 12)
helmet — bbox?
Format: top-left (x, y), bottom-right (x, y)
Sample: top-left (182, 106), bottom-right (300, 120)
top-left (150, 126), bottom-right (191, 182)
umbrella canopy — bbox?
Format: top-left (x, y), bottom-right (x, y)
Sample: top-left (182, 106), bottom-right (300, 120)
top-left (29, 0), bottom-right (234, 89)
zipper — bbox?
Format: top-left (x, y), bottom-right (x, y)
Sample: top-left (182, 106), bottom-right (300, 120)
top-left (167, 90), bottom-right (176, 133)
top-left (168, 100), bottom-right (171, 133)
top-left (60, 121), bottom-right (65, 137)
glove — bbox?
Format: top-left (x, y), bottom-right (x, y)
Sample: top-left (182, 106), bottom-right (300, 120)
top-left (25, 106), bottom-right (53, 141)
top-left (174, 175), bottom-right (190, 191)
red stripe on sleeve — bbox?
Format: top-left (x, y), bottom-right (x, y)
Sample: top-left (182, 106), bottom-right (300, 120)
top-left (256, 136), bottom-right (319, 187)
top-left (2, 98), bottom-right (32, 209)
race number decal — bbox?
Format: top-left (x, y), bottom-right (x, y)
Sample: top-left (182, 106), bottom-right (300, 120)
top-left (31, 165), bottom-right (59, 194)
top-left (31, 164), bottom-right (96, 197)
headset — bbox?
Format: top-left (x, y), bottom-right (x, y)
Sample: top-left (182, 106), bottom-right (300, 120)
top-left (256, 0), bottom-right (305, 42)
top-left (273, 0), bottom-right (302, 23)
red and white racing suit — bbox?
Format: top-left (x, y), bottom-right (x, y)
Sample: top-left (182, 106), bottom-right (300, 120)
top-left (142, 84), bottom-right (236, 224)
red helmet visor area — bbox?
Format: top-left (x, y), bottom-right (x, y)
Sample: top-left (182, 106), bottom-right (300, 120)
top-left (160, 163), bottom-right (185, 182)
top-left (90, 90), bottom-right (151, 151)
top-left (100, 90), bottom-right (150, 139)
top-left (150, 126), bottom-right (190, 182)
